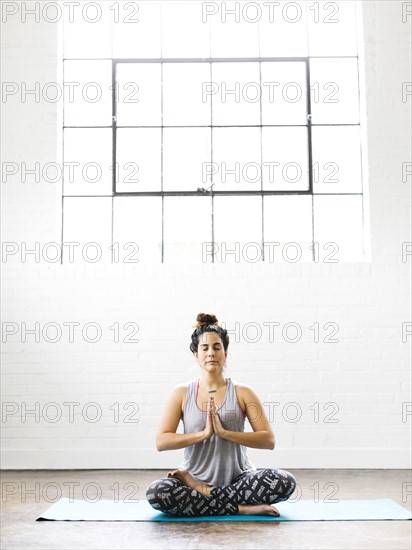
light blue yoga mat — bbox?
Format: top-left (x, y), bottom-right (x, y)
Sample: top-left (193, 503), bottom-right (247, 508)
top-left (37, 498), bottom-right (412, 522)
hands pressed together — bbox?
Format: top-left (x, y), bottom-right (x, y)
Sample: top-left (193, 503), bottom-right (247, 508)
top-left (203, 396), bottom-right (226, 440)
top-left (165, 397), bottom-right (225, 495)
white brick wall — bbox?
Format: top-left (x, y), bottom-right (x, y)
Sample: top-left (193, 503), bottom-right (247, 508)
top-left (1, 1), bottom-right (411, 469)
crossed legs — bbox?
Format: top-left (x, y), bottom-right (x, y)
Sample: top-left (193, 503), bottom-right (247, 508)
top-left (146, 468), bottom-right (297, 517)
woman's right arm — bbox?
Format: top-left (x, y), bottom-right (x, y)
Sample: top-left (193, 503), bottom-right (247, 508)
top-left (156, 385), bottom-right (212, 451)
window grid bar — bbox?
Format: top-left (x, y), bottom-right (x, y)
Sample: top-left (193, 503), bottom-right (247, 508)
top-left (160, 57), bottom-right (164, 262)
top-left (160, 3), bottom-right (164, 263)
top-left (63, 193), bottom-right (363, 198)
top-left (305, 54), bottom-right (315, 260)
top-left (111, 59), bottom-right (117, 260)
top-left (111, 60), bottom-right (117, 196)
top-left (60, 28), bottom-right (66, 265)
top-left (108, 191), bottom-right (363, 197)
top-left (64, 124), bottom-right (361, 129)
top-left (209, 59), bottom-right (214, 262)
top-left (63, 56), bottom-right (358, 62)
top-left (259, 57), bottom-right (265, 261)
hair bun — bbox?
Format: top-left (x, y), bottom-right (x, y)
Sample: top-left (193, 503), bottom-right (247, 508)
top-left (193, 312), bottom-right (218, 329)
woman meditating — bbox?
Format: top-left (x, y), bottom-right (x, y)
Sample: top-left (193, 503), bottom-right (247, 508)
top-left (146, 313), bottom-right (297, 517)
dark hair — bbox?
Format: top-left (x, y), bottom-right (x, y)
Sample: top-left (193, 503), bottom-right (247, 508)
top-left (189, 313), bottom-right (229, 354)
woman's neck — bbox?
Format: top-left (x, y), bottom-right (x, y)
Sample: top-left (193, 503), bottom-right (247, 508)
top-left (198, 374), bottom-right (227, 391)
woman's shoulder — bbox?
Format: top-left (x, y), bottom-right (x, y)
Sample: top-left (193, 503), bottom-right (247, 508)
top-left (231, 379), bottom-right (255, 408)
top-left (231, 379), bottom-right (254, 392)
top-left (176, 379), bottom-right (197, 388)
top-left (170, 381), bottom-right (193, 394)
top-left (170, 380), bottom-right (197, 400)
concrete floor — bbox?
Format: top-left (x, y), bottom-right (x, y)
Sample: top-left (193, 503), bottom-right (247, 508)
top-left (1, 469), bottom-right (411, 549)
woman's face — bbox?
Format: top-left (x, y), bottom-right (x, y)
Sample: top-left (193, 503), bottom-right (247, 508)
top-left (195, 331), bottom-right (227, 373)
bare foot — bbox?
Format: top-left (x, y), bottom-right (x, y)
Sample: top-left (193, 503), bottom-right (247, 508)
top-left (167, 469), bottom-right (211, 496)
top-left (238, 504), bottom-right (280, 516)
top-left (167, 469), bottom-right (197, 488)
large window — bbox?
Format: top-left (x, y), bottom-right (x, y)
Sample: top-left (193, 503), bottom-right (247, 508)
top-left (61, 0), bottom-right (367, 263)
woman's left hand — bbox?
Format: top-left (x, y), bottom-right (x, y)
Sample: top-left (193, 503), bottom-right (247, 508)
top-left (209, 398), bottom-right (227, 438)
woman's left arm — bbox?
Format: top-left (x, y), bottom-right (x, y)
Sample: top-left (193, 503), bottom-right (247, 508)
top-left (210, 385), bottom-right (275, 450)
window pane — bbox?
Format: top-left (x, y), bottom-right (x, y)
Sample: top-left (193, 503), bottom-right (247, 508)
top-left (163, 128), bottom-right (211, 191)
top-left (64, 60), bottom-right (112, 127)
top-left (264, 196), bottom-right (313, 262)
top-left (163, 63), bottom-right (211, 126)
top-left (259, 5), bottom-right (308, 56)
top-left (64, 2), bottom-right (112, 59)
top-left (210, 3), bottom-right (259, 57)
top-left (213, 196), bottom-right (262, 263)
top-left (262, 127), bottom-right (309, 191)
top-left (63, 128), bottom-right (112, 196)
top-left (308, 1), bottom-right (358, 56)
top-left (314, 195), bottom-right (364, 262)
top-left (211, 63), bottom-right (261, 126)
top-left (116, 129), bottom-right (161, 192)
top-left (312, 126), bottom-right (362, 193)
top-left (310, 58), bottom-right (360, 124)
top-left (212, 128), bottom-right (261, 191)
top-left (161, 3), bottom-right (210, 57)
top-left (63, 197), bottom-right (112, 263)
top-left (261, 61), bottom-right (307, 125)
top-left (112, 3), bottom-right (161, 58)
top-left (113, 197), bottom-right (162, 263)
top-left (164, 196), bottom-right (212, 263)
top-left (116, 63), bottom-right (161, 126)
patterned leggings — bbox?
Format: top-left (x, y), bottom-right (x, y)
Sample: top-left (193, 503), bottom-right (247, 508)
top-left (146, 468), bottom-right (297, 517)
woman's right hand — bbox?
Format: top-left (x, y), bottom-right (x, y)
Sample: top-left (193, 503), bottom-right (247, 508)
top-left (202, 397), bottom-right (215, 440)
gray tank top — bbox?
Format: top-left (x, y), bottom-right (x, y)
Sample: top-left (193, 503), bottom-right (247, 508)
top-left (178, 377), bottom-right (256, 486)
